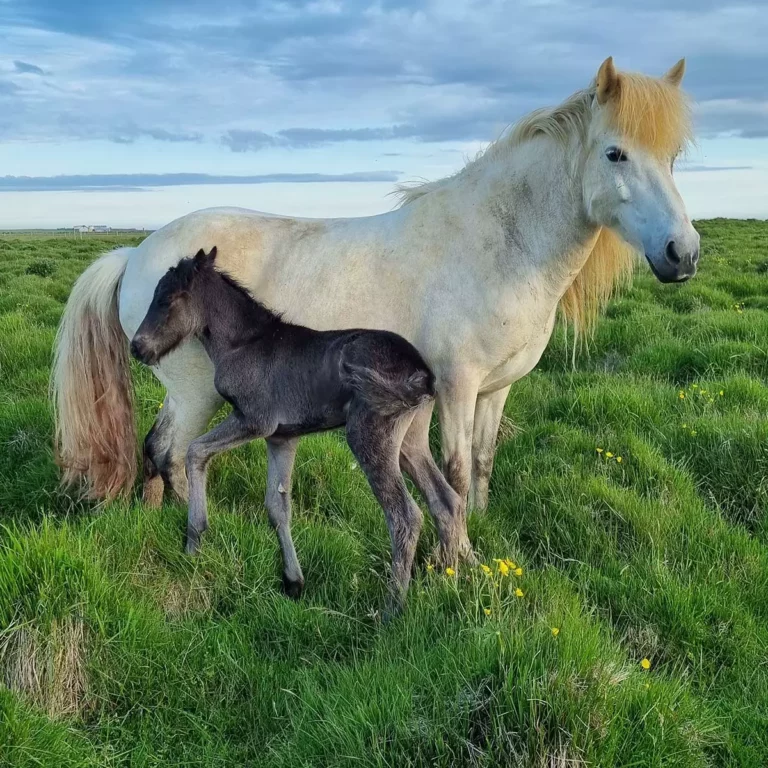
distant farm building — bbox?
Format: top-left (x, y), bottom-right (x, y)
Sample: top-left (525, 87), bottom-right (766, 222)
top-left (74, 225), bottom-right (112, 234)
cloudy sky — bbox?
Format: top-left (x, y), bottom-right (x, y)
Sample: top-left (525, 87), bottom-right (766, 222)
top-left (1, 0), bottom-right (766, 228)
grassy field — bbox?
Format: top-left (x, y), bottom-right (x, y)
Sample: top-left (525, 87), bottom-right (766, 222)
top-left (1, 221), bottom-right (767, 766)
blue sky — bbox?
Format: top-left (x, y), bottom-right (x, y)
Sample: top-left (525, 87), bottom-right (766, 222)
top-left (1, 0), bottom-right (766, 228)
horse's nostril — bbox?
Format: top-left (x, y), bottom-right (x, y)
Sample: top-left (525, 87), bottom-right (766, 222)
top-left (692, 248), bottom-right (700, 264)
top-left (666, 240), bottom-right (681, 264)
top-left (130, 339), bottom-right (143, 359)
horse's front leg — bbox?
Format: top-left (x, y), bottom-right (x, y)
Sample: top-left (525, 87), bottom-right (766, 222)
top-left (469, 385), bottom-right (511, 512)
top-left (436, 378), bottom-right (479, 564)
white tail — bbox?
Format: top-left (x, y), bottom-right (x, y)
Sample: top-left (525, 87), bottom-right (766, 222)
top-left (51, 248), bottom-right (137, 499)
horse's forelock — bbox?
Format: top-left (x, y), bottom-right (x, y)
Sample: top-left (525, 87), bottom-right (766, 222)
top-left (600, 71), bottom-right (693, 159)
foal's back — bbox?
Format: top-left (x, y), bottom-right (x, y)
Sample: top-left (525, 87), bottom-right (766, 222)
top-left (200, 268), bottom-right (434, 438)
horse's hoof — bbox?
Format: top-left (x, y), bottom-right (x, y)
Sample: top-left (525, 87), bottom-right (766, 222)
top-left (142, 475), bottom-right (164, 509)
top-left (282, 574), bottom-right (304, 600)
top-left (431, 543), bottom-right (459, 571)
top-left (459, 545), bottom-right (479, 566)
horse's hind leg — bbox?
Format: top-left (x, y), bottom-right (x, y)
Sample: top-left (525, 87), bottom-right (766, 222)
top-left (399, 403), bottom-right (468, 568)
top-left (142, 424), bottom-right (165, 509)
top-left (185, 414), bottom-right (258, 554)
top-left (148, 343), bottom-right (224, 502)
top-left (346, 406), bottom-right (422, 616)
top-left (265, 437), bottom-right (303, 599)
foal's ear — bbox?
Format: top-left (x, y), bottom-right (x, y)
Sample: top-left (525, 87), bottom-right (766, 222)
top-left (193, 246), bottom-right (217, 270)
top-left (664, 58), bottom-right (686, 88)
top-left (596, 56), bottom-right (620, 105)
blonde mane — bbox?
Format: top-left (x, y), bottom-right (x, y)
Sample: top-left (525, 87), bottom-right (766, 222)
top-left (395, 67), bottom-right (693, 338)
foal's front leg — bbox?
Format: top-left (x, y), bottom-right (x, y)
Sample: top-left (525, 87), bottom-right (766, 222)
top-left (185, 413), bottom-right (260, 554)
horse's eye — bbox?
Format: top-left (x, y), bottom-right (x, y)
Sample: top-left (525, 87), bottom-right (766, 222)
top-left (606, 147), bottom-right (628, 163)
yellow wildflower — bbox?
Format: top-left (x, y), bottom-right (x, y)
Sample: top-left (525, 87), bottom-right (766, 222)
top-left (515, 588), bottom-right (524, 598)
top-left (158, 402), bottom-right (164, 409)
top-left (605, 452), bottom-right (613, 458)
top-left (504, 559), bottom-right (516, 569)
top-left (616, 456), bottom-right (622, 464)
top-left (514, 567), bottom-right (523, 577)
top-left (484, 608), bottom-right (492, 616)
top-left (719, 390), bottom-right (724, 397)
top-left (640, 658), bottom-right (651, 670)
top-left (596, 448), bottom-right (603, 453)
top-left (551, 627), bottom-right (560, 637)
top-left (498, 561), bottom-right (509, 577)
top-left (445, 567), bottom-right (455, 577)
top-left (678, 391), bottom-right (685, 400)
top-left (480, 564), bottom-right (492, 576)
top-left (426, 563), bottom-right (434, 572)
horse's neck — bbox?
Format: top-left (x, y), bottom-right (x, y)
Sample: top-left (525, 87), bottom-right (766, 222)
top-left (466, 135), bottom-right (599, 302)
top-left (199, 272), bottom-right (277, 357)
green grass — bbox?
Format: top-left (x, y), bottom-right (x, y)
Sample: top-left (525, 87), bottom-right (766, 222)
top-left (1, 220), bottom-right (767, 766)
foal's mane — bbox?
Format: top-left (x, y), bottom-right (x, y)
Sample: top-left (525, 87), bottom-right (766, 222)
top-left (213, 265), bottom-right (285, 324)
top-left (395, 67), bottom-right (693, 338)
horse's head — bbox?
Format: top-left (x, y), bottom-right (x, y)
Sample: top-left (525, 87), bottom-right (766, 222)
top-left (130, 247), bottom-right (217, 366)
top-left (581, 57), bottom-right (699, 283)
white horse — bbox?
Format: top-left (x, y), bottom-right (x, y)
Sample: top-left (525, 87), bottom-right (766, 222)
top-left (52, 57), bottom-right (698, 557)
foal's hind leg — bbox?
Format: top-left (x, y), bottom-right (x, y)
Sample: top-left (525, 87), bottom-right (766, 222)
top-left (185, 413), bottom-right (259, 554)
top-left (346, 405), bottom-right (422, 616)
top-left (265, 437), bottom-right (303, 599)
top-left (399, 403), bottom-right (469, 568)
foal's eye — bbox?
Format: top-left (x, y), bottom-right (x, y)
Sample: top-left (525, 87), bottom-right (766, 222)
top-left (606, 147), bottom-right (628, 163)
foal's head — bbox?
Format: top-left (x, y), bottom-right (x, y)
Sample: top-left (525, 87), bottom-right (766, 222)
top-left (130, 247), bottom-right (216, 366)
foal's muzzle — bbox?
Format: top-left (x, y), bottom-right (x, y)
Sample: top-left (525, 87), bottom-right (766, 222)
top-left (130, 336), bottom-right (157, 366)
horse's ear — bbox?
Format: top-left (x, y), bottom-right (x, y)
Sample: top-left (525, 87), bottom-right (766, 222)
top-left (664, 58), bottom-right (686, 88)
top-left (207, 246), bottom-right (217, 264)
top-left (596, 56), bottom-right (619, 105)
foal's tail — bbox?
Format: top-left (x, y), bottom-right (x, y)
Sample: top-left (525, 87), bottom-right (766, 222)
top-left (345, 364), bottom-right (435, 418)
top-left (51, 247), bottom-right (137, 500)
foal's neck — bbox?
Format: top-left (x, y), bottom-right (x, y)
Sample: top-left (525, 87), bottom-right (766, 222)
top-left (198, 270), bottom-right (280, 357)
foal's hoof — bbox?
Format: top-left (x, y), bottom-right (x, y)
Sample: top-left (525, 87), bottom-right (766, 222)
top-left (282, 574), bottom-right (304, 600)
top-left (381, 601), bottom-right (404, 625)
top-left (185, 530), bottom-right (201, 555)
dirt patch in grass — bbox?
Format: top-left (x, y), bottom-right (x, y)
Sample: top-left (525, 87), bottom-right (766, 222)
top-left (0, 617), bottom-right (92, 719)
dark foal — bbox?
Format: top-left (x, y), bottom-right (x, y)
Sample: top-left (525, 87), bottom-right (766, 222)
top-left (130, 247), bottom-right (465, 612)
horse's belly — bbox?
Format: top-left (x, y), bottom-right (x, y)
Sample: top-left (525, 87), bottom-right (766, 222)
top-left (478, 315), bottom-right (556, 394)
top-left (478, 350), bottom-right (541, 393)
